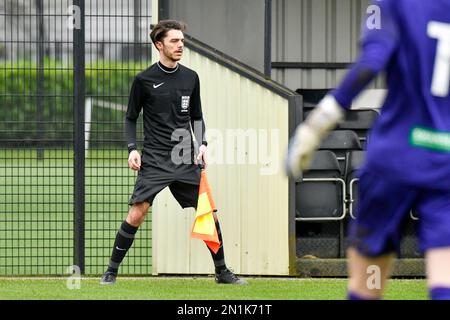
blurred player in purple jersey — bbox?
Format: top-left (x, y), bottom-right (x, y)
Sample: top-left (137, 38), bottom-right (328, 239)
top-left (286, 0), bottom-right (450, 299)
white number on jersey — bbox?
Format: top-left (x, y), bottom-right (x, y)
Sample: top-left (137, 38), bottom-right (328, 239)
top-left (427, 21), bottom-right (450, 97)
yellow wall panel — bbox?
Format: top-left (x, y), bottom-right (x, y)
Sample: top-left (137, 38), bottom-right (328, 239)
top-left (152, 46), bottom-right (292, 276)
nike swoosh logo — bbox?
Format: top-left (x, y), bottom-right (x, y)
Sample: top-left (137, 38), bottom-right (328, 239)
top-left (153, 83), bottom-right (164, 88)
top-left (115, 246), bottom-right (127, 251)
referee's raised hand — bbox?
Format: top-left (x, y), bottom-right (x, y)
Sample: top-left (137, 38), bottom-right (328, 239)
top-left (128, 150), bottom-right (141, 171)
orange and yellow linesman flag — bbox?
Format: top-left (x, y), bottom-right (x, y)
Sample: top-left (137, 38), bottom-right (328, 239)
top-left (191, 170), bottom-right (220, 254)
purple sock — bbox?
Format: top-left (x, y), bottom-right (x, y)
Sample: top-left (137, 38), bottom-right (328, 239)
top-left (347, 291), bottom-right (379, 300)
top-left (430, 287), bottom-right (450, 300)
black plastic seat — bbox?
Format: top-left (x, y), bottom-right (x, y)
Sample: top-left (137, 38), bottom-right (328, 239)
top-left (296, 89), bottom-right (330, 115)
top-left (399, 219), bottom-right (422, 258)
top-left (338, 109), bottom-right (378, 130)
top-left (319, 130), bottom-right (362, 171)
top-left (344, 151), bottom-right (418, 222)
top-left (337, 109), bottom-right (379, 145)
top-left (410, 210), bottom-right (419, 220)
top-left (296, 150), bottom-right (346, 220)
top-left (344, 150), bottom-right (366, 219)
top-left (303, 107), bottom-right (378, 147)
top-left (296, 89), bottom-right (329, 106)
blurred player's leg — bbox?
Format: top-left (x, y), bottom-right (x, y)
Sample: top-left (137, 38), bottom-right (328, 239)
top-left (347, 248), bottom-right (395, 299)
top-left (416, 188), bottom-right (450, 300)
top-left (346, 169), bottom-right (416, 299)
top-left (426, 247), bottom-right (450, 299)
top-left (100, 202), bottom-right (150, 285)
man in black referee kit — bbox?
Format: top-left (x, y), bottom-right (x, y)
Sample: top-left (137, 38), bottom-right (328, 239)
top-left (100, 20), bottom-right (247, 285)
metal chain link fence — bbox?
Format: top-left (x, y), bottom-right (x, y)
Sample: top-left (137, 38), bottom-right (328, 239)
top-left (0, 0), bottom-right (153, 275)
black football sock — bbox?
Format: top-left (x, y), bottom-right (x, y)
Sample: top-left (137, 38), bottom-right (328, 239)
top-left (106, 221), bottom-right (138, 273)
top-left (206, 219), bottom-right (227, 273)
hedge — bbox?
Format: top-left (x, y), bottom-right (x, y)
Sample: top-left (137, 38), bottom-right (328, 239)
top-left (0, 59), bottom-right (148, 148)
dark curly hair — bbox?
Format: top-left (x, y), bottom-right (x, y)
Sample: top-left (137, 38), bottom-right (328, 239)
top-left (150, 20), bottom-right (186, 48)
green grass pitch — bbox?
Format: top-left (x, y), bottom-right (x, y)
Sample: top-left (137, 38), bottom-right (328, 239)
top-left (0, 149), bottom-right (428, 300)
top-left (0, 277), bottom-right (427, 300)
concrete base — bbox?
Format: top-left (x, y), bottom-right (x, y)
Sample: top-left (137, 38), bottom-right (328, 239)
top-left (296, 258), bottom-right (425, 277)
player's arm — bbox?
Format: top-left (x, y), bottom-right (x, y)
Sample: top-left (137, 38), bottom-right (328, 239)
top-left (125, 76), bottom-right (145, 171)
top-left (332, 0), bottom-right (399, 107)
top-left (190, 74), bottom-right (208, 168)
top-left (286, 0), bottom-right (399, 178)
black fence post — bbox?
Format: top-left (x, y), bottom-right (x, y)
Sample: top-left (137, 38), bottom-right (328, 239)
top-left (73, 0), bottom-right (85, 274)
top-left (36, 0), bottom-right (44, 160)
top-left (264, 0), bottom-right (272, 78)
top-left (159, 0), bottom-right (168, 20)
top-left (134, 0), bottom-right (141, 62)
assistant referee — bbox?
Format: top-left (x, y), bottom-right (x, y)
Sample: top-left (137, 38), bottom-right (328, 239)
top-left (100, 20), bottom-right (246, 285)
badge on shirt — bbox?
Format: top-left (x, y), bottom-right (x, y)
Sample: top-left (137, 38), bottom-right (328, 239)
top-left (181, 96), bottom-right (190, 113)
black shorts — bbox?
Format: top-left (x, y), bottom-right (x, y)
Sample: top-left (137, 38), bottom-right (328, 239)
top-left (128, 149), bottom-right (201, 208)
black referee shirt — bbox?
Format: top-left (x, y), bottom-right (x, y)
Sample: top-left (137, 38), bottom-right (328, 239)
top-left (125, 61), bottom-right (206, 153)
